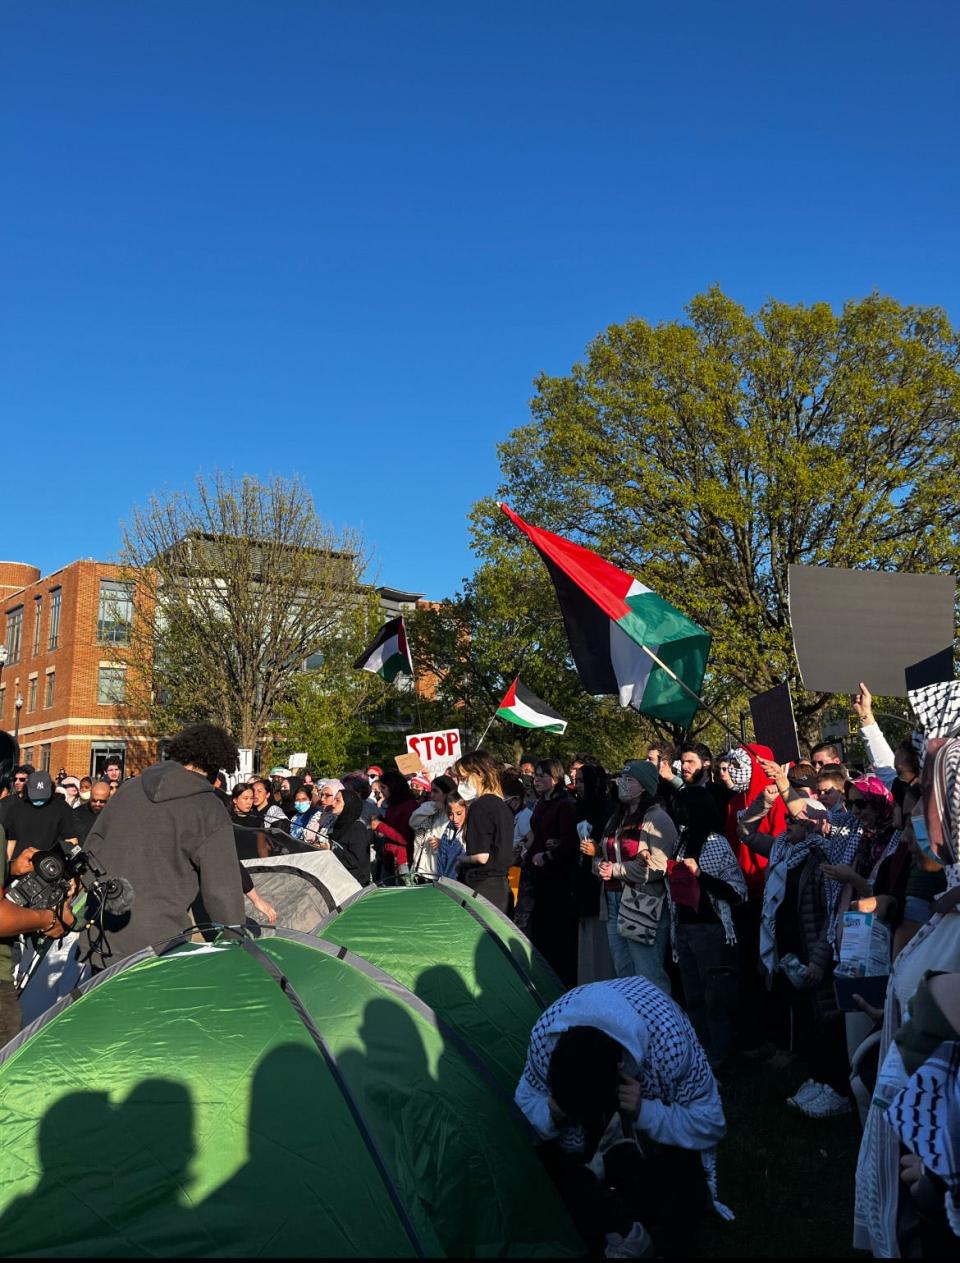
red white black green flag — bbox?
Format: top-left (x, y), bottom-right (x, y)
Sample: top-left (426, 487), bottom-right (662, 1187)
top-left (353, 615), bottom-right (414, 682)
top-left (499, 503), bottom-right (710, 729)
top-left (496, 677), bottom-right (568, 734)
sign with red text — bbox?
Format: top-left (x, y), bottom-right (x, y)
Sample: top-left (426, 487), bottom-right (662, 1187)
top-left (405, 728), bottom-right (462, 779)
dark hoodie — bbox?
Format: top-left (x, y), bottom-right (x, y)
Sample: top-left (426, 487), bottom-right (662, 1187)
top-left (81, 762), bottom-right (245, 969)
top-left (329, 789), bottom-right (371, 885)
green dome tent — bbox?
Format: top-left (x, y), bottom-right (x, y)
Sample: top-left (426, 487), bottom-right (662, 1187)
top-left (318, 880), bottom-right (565, 1092)
top-left (0, 932), bottom-right (581, 1259)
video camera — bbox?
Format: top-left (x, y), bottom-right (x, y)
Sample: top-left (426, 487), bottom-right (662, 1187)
top-left (0, 729), bottom-right (133, 926)
top-left (5, 838), bottom-right (134, 923)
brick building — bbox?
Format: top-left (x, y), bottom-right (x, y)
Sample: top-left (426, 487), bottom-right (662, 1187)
top-left (0, 559), bottom-right (154, 779)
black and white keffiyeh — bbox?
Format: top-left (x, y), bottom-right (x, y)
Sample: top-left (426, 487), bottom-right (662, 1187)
top-left (910, 681), bottom-right (960, 769)
top-left (671, 831), bottom-right (747, 949)
top-left (909, 680), bottom-right (960, 741)
top-left (885, 1039), bottom-right (960, 1238)
top-left (724, 748), bottom-right (753, 794)
top-left (516, 977), bottom-right (717, 1146)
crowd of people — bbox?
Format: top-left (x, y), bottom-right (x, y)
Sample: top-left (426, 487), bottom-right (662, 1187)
top-left (1, 676), bottom-right (958, 1257)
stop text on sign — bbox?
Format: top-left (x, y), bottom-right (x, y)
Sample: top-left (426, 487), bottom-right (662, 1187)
top-left (405, 729), bottom-right (462, 771)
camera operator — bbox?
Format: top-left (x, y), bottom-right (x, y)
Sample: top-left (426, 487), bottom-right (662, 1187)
top-left (80, 723), bottom-right (245, 971)
top-left (4, 771), bottom-right (79, 863)
top-left (1, 844), bottom-right (74, 1043)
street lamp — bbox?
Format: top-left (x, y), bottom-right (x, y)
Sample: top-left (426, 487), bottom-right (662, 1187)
top-left (14, 691), bottom-right (23, 745)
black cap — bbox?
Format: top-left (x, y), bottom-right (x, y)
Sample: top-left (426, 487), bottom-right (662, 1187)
top-left (27, 770), bottom-right (53, 802)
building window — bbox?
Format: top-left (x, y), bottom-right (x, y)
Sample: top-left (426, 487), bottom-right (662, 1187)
top-left (97, 666), bottom-right (126, 705)
top-left (0, 684), bottom-right (5, 719)
top-left (48, 587), bottom-right (61, 650)
top-left (44, 671), bottom-right (55, 708)
top-left (97, 581), bottom-right (134, 645)
top-left (90, 743), bottom-right (125, 779)
top-left (27, 676), bottom-right (37, 713)
top-left (32, 597), bottom-right (42, 656)
top-left (39, 744), bottom-right (51, 773)
top-left (5, 606), bottom-right (23, 665)
top-left (23, 745), bottom-right (33, 767)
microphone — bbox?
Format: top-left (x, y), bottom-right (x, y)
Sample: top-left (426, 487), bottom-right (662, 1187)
top-left (96, 876), bottom-right (135, 917)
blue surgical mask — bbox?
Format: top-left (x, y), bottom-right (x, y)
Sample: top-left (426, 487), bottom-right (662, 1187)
top-left (294, 801), bottom-right (311, 814)
top-left (912, 814), bottom-right (944, 866)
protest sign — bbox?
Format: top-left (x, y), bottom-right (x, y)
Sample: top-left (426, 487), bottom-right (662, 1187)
top-left (788, 565), bottom-right (955, 697)
top-left (405, 729), bottom-right (462, 778)
top-left (749, 682), bottom-right (801, 764)
top-left (288, 752), bottom-right (308, 769)
top-left (394, 752), bottom-right (425, 776)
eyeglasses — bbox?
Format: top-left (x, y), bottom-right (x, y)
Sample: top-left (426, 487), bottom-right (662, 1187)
top-left (14, 776), bottom-right (27, 783)
top-left (319, 791), bottom-right (335, 799)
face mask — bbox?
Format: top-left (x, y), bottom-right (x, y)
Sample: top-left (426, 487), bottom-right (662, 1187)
top-left (79, 791), bottom-right (91, 802)
top-left (294, 801), bottom-right (311, 814)
top-left (617, 777), bottom-right (642, 803)
top-left (457, 781), bottom-right (478, 802)
top-left (912, 814), bottom-right (944, 866)
top-left (30, 799), bottom-right (46, 808)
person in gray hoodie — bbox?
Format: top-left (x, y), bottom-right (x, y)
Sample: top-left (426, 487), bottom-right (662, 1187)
top-left (81, 724), bottom-right (246, 970)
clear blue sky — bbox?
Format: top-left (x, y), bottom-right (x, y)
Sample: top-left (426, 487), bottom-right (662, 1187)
top-left (3, 1), bottom-right (958, 598)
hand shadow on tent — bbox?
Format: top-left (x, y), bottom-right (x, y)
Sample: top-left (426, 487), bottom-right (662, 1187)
top-left (196, 1041), bottom-right (389, 1257)
top-left (0, 1081), bottom-right (196, 1257)
top-left (338, 994), bottom-right (501, 1258)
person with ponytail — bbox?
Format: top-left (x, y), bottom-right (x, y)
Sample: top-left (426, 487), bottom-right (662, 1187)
top-left (452, 750), bottom-right (514, 913)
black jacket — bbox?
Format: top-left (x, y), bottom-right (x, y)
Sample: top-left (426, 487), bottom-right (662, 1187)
top-left (330, 791), bottom-right (371, 885)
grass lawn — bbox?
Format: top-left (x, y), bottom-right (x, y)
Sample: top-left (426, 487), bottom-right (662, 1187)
top-left (697, 1059), bottom-right (864, 1258)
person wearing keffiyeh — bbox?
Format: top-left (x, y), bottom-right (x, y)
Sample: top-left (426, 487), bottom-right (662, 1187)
top-left (854, 683), bottom-right (960, 1257)
top-left (515, 977), bottom-right (726, 1256)
top-left (669, 786), bottom-right (747, 1076)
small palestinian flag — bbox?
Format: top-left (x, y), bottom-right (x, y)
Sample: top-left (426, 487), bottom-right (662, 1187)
top-left (353, 615), bottom-right (414, 682)
top-left (500, 503), bottom-right (710, 729)
top-left (497, 677), bottom-right (568, 734)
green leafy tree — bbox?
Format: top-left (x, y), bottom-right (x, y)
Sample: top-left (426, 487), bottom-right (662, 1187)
top-left (270, 591), bottom-right (394, 774)
top-left (472, 288), bottom-right (960, 746)
top-left (408, 558), bottom-right (652, 770)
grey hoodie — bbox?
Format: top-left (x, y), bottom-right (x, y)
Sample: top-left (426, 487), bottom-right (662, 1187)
top-left (82, 761), bottom-right (245, 969)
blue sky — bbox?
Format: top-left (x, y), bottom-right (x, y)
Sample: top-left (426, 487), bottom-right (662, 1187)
top-left (3, 1), bottom-right (958, 598)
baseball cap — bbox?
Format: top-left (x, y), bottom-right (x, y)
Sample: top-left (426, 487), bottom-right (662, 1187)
top-left (27, 770), bottom-right (53, 802)
top-left (367, 765), bottom-right (383, 779)
top-left (270, 766), bottom-right (292, 778)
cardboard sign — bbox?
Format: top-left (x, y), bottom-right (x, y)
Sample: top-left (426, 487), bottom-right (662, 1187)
top-left (405, 729), bottom-right (462, 778)
top-left (394, 752), bottom-right (425, 776)
top-left (788, 565), bottom-right (955, 697)
top-left (749, 682), bottom-right (801, 765)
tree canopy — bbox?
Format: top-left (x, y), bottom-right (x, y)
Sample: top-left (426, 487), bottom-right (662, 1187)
top-left (120, 472), bottom-right (367, 751)
top-left (469, 288), bottom-right (960, 745)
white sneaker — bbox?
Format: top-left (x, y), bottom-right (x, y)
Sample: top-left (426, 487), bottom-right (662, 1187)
top-left (798, 1084), bottom-right (851, 1118)
top-left (786, 1079), bottom-right (822, 1109)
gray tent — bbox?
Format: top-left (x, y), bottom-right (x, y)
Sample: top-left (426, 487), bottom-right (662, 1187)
top-left (241, 852), bottom-right (361, 933)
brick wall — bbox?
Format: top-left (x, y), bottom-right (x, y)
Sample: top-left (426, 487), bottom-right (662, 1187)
top-left (0, 560), bottom-right (157, 778)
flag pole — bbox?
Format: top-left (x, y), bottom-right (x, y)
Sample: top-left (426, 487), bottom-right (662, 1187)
top-left (638, 644), bottom-right (750, 754)
top-left (475, 711), bottom-right (498, 749)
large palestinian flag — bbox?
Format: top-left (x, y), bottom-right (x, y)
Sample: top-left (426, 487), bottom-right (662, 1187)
top-left (496, 677), bottom-right (568, 734)
top-left (353, 616), bottom-right (414, 682)
top-left (500, 503), bottom-right (710, 729)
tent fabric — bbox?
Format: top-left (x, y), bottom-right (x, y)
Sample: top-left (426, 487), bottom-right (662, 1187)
top-left (318, 881), bottom-right (564, 1092)
top-left (0, 933), bottom-right (581, 1259)
top-left (241, 851), bottom-right (361, 933)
